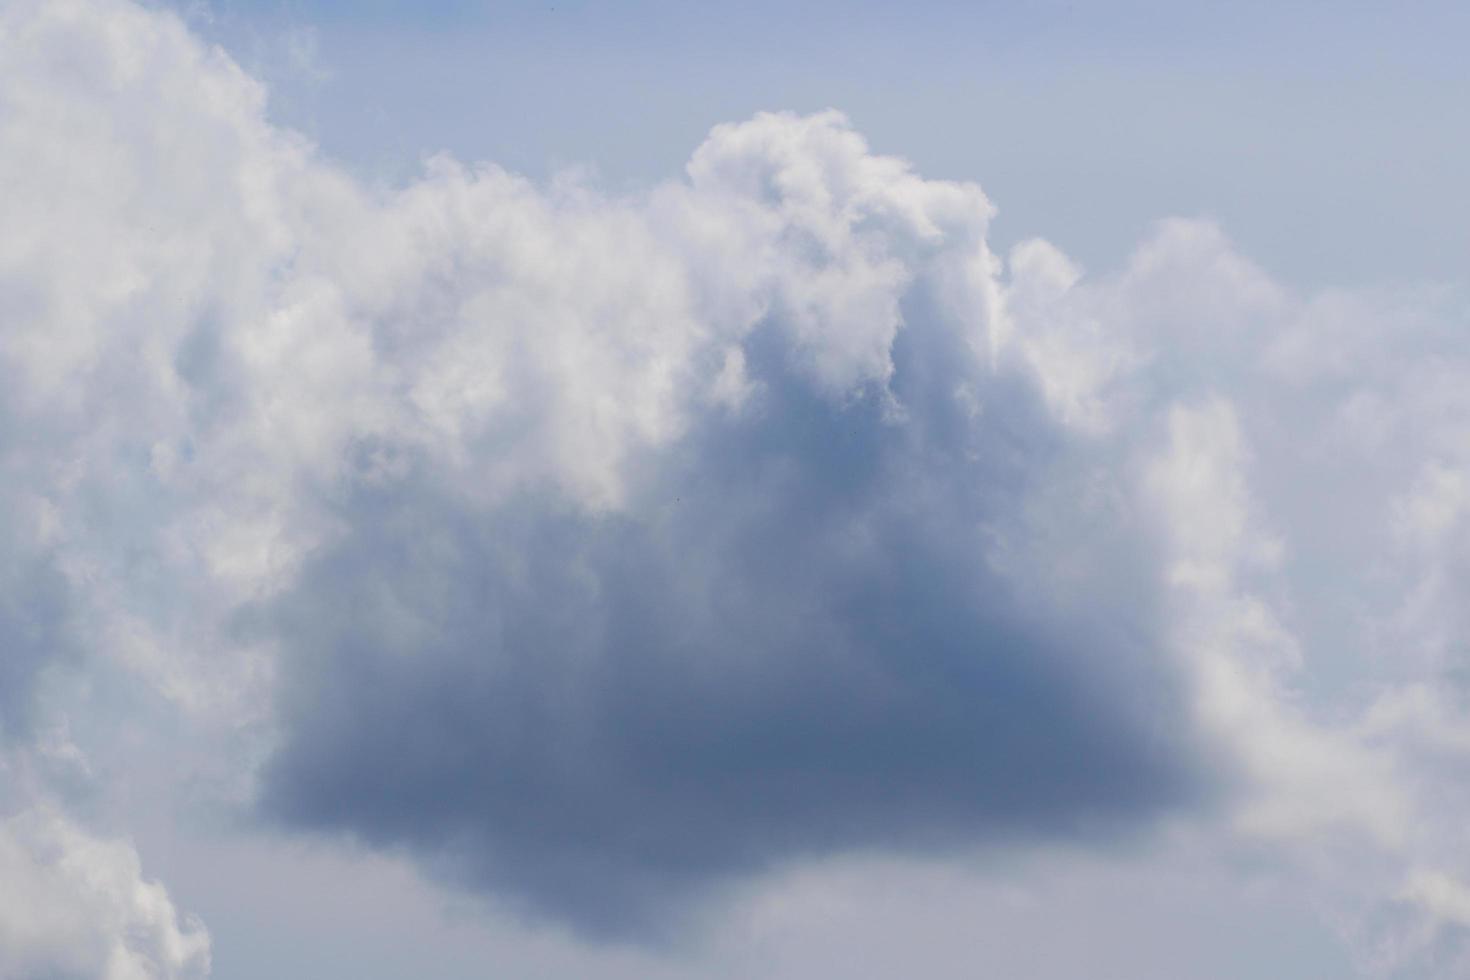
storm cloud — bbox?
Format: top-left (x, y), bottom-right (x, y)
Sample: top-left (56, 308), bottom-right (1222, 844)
top-left (260, 294), bottom-right (1194, 935)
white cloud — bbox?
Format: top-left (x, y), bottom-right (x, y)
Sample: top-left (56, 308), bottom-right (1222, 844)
top-left (4, 0), bottom-right (1470, 974)
top-left (0, 802), bottom-right (209, 980)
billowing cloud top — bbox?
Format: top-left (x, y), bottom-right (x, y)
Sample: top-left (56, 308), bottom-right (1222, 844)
top-left (3, 0), bottom-right (1470, 976)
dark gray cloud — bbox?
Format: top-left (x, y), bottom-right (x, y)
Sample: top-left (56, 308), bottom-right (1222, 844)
top-left (259, 294), bottom-right (1198, 938)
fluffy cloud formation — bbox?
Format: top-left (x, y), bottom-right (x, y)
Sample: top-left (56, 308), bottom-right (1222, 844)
top-left (238, 75), bottom-right (1201, 936)
top-left (0, 803), bottom-right (209, 980)
top-left (258, 270), bottom-right (1191, 933)
top-left (4, 0), bottom-right (1470, 973)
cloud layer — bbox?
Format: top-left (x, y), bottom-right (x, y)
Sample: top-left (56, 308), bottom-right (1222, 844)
top-left (4, 0), bottom-right (1470, 974)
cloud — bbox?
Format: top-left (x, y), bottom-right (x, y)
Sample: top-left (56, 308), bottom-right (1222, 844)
top-left (7, 0), bottom-right (1470, 972)
top-left (1003, 224), bottom-right (1470, 974)
top-left (0, 530), bottom-right (72, 743)
top-left (257, 267), bottom-right (1195, 934)
top-left (0, 800), bottom-right (210, 980)
top-left (7, 0), bottom-right (1200, 937)
top-left (208, 99), bottom-right (1205, 936)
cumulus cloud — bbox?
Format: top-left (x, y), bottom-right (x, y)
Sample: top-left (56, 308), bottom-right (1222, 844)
top-left (257, 269), bottom-right (1192, 933)
top-left (0, 799), bottom-right (209, 980)
top-left (229, 100), bottom-right (1205, 933)
top-left (1003, 223), bottom-right (1470, 973)
top-left (5, 0), bottom-right (1470, 971)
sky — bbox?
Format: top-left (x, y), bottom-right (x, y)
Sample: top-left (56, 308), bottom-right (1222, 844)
top-left (1, 1), bottom-right (1469, 977)
top-left (194, 0), bottom-right (1470, 289)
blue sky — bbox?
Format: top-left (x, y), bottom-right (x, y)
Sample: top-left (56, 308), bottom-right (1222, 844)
top-left (192, 0), bottom-right (1470, 287)
top-left (2, 1), bottom-right (1470, 978)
